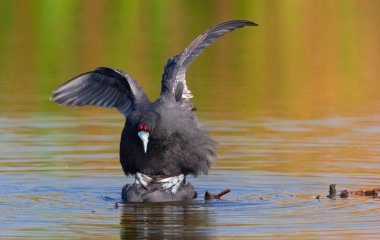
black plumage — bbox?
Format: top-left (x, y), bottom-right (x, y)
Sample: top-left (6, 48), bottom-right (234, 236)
top-left (51, 20), bottom-right (257, 202)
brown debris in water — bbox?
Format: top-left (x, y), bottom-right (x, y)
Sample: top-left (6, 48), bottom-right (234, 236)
top-left (205, 189), bottom-right (231, 200)
top-left (327, 184), bottom-right (337, 198)
top-left (326, 184), bottom-right (379, 199)
top-left (346, 188), bottom-right (379, 197)
top-left (340, 190), bottom-right (349, 198)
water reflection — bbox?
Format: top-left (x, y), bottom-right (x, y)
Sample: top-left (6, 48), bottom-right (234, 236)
top-left (1, 113), bottom-right (380, 238)
top-left (2, 1), bottom-right (380, 118)
top-left (120, 201), bottom-right (212, 239)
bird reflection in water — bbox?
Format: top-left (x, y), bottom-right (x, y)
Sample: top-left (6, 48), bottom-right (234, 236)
top-left (119, 201), bottom-right (213, 239)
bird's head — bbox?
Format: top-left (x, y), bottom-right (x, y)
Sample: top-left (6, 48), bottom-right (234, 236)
top-left (137, 123), bottom-right (150, 153)
top-left (137, 112), bottom-right (159, 154)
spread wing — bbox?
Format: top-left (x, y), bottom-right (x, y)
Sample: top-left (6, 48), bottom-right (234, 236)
top-left (160, 20), bottom-right (257, 110)
top-left (50, 67), bottom-right (150, 116)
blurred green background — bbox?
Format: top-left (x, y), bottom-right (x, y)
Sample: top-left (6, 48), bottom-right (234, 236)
top-left (1, 0), bottom-right (380, 119)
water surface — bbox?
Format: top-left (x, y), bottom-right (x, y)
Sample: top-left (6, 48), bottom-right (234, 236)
top-left (1, 113), bottom-right (380, 239)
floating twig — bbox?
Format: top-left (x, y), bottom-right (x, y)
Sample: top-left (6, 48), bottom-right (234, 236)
top-left (205, 189), bottom-right (231, 200)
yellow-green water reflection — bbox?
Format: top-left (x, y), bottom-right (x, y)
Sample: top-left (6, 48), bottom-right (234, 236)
top-left (1, 0), bottom-right (380, 118)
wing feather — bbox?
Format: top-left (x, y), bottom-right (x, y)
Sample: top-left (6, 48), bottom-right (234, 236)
top-left (51, 67), bottom-right (149, 115)
top-left (160, 20), bottom-right (257, 110)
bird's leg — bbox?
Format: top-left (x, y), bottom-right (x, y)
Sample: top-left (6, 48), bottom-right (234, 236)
top-left (134, 172), bottom-right (153, 188)
top-left (159, 174), bottom-right (185, 194)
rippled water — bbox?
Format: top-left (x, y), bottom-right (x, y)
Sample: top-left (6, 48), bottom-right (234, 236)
top-left (1, 113), bottom-right (380, 239)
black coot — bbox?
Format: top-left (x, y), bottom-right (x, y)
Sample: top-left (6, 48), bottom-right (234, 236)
top-left (51, 20), bottom-right (257, 202)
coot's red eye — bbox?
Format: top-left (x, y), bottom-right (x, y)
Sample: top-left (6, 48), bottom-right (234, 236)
top-left (137, 123), bottom-right (150, 133)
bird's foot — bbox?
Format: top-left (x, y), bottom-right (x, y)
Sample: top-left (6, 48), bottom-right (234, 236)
top-left (134, 172), bottom-right (153, 188)
top-left (159, 174), bottom-right (185, 194)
